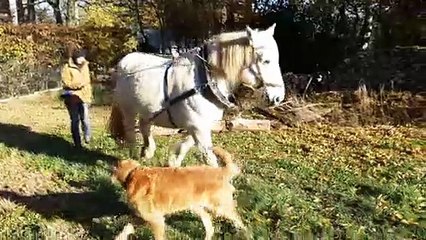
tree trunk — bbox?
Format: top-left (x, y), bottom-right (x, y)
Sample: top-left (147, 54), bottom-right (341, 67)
top-left (134, 0), bottom-right (148, 43)
top-left (66, 0), bottom-right (76, 26)
top-left (47, 0), bottom-right (63, 24)
top-left (16, 0), bottom-right (23, 23)
top-left (27, 0), bottom-right (36, 22)
top-left (160, 24), bottom-right (165, 53)
top-left (54, 7), bottom-right (63, 24)
top-left (8, 0), bottom-right (18, 25)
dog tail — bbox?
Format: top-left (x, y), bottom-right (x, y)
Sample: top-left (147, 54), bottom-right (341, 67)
top-left (212, 146), bottom-right (240, 177)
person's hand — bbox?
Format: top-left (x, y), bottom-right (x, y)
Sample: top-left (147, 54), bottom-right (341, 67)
top-left (64, 85), bottom-right (83, 91)
top-left (74, 81), bottom-right (86, 90)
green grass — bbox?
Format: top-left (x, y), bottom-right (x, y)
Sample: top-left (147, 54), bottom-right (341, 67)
top-left (0, 108), bottom-right (425, 239)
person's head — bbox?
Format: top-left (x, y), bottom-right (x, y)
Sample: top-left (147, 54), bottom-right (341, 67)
top-left (64, 43), bottom-right (87, 65)
top-left (71, 49), bottom-right (88, 65)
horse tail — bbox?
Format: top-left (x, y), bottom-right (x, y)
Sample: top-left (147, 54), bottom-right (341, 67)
top-left (212, 147), bottom-right (240, 178)
top-left (108, 100), bottom-right (126, 144)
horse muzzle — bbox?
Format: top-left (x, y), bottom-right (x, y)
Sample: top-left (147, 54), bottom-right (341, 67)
top-left (263, 86), bottom-right (285, 107)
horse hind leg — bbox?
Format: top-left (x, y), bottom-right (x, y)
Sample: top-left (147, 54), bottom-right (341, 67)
top-left (139, 117), bottom-right (156, 160)
top-left (121, 107), bottom-right (138, 159)
top-left (108, 100), bottom-right (138, 159)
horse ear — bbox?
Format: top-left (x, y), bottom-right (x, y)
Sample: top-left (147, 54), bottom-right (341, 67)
top-left (266, 23), bottom-right (276, 35)
top-left (246, 25), bottom-right (256, 45)
top-left (246, 25), bottom-right (254, 38)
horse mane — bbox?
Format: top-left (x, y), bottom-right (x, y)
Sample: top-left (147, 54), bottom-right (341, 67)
top-left (206, 30), bottom-right (254, 85)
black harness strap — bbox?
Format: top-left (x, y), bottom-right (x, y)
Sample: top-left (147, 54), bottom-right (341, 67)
top-left (163, 64), bottom-right (178, 128)
top-left (140, 44), bottom-right (236, 127)
top-left (202, 44), bottom-right (209, 61)
top-left (143, 79), bottom-right (208, 126)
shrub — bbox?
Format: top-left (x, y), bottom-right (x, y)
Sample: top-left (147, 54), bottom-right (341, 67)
top-left (0, 23), bottom-right (138, 98)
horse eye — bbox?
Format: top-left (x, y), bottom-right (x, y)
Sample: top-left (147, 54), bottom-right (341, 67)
top-left (263, 60), bottom-right (270, 64)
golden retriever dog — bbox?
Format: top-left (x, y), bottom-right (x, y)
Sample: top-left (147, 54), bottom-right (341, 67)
top-left (111, 146), bottom-right (247, 240)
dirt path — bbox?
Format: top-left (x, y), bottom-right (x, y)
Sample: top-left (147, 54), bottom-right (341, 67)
top-left (0, 92), bottom-right (110, 132)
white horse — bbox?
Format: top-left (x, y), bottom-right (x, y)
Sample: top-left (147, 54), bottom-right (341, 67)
top-left (108, 24), bottom-right (285, 167)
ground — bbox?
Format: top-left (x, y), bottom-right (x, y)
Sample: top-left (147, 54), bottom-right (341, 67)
top-left (0, 92), bottom-right (424, 239)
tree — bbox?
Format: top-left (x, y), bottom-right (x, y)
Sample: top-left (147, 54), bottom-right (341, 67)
top-left (46, 0), bottom-right (64, 24)
top-left (16, 0), bottom-right (24, 22)
top-left (27, 0), bottom-right (36, 22)
top-left (66, 0), bottom-right (77, 26)
top-left (8, 0), bottom-right (18, 25)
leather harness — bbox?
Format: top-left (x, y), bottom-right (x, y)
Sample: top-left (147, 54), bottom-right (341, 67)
top-left (147, 44), bottom-right (237, 128)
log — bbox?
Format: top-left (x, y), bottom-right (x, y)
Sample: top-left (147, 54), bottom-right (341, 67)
top-left (137, 118), bottom-right (271, 136)
top-left (213, 118), bottom-right (271, 132)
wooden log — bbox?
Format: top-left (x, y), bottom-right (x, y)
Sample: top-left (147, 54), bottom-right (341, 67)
top-left (136, 118), bottom-right (271, 136)
top-left (213, 118), bottom-right (271, 132)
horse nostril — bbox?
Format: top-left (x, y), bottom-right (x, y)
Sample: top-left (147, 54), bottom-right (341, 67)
top-left (273, 96), bottom-right (281, 104)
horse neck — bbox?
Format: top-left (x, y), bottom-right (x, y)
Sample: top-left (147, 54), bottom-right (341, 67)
top-left (204, 42), bottom-right (248, 97)
top-left (214, 77), bottom-right (240, 97)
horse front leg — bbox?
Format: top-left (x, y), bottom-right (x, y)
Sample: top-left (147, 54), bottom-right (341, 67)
top-left (168, 134), bottom-right (195, 167)
top-left (139, 117), bottom-right (156, 160)
top-left (192, 128), bottom-right (219, 167)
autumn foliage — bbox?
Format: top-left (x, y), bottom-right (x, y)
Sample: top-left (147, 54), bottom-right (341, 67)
top-left (0, 23), bottom-right (137, 98)
top-left (0, 23), bottom-right (137, 69)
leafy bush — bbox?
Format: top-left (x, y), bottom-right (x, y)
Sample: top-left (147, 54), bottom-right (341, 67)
top-left (0, 23), bottom-right (138, 98)
top-left (0, 59), bottom-right (60, 99)
top-left (0, 23), bottom-right (137, 71)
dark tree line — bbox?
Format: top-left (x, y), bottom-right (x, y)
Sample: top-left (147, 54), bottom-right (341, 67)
top-left (3, 0), bottom-right (423, 79)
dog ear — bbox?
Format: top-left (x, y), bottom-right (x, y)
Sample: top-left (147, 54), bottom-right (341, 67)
top-left (129, 175), bottom-right (151, 197)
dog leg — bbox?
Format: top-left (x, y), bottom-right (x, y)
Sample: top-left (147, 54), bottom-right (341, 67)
top-left (193, 207), bottom-right (215, 240)
top-left (145, 214), bottom-right (166, 240)
top-left (168, 134), bottom-right (195, 167)
top-left (139, 118), bottom-right (156, 160)
top-left (214, 206), bottom-right (247, 232)
top-left (191, 128), bottom-right (219, 167)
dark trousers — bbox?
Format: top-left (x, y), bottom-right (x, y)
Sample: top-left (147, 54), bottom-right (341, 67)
top-left (64, 96), bottom-right (91, 147)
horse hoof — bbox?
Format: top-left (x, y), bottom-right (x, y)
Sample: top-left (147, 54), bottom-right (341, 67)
top-left (141, 147), bottom-right (155, 160)
top-left (167, 155), bottom-right (181, 167)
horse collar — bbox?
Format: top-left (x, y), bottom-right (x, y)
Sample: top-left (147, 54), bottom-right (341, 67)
top-left (198, 44), bottom-right (236, 109)
top-left (204, 73), bottom-right (236, 109)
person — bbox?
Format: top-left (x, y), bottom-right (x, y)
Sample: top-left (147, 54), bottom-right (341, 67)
top-left (60, 46), bottom-right (93, 149)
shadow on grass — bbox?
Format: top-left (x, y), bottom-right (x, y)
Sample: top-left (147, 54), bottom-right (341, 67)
top-left (0, 179), bottom-right (133, 239)
top-left (0, 177), bottom-right (212, 239)
top-left (0, 190), bottom-right (130, 221)
top-left (0, 190), bottom-right (214, 240)
top-left (0, 122), bottom-right (117, 165)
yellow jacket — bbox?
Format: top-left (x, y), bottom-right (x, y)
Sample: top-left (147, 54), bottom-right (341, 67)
top-left (61, 58), bottom-right (93, 103)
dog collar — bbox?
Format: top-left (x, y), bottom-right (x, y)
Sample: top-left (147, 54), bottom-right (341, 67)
top-left (123, 166), bottom-right (138, 189)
